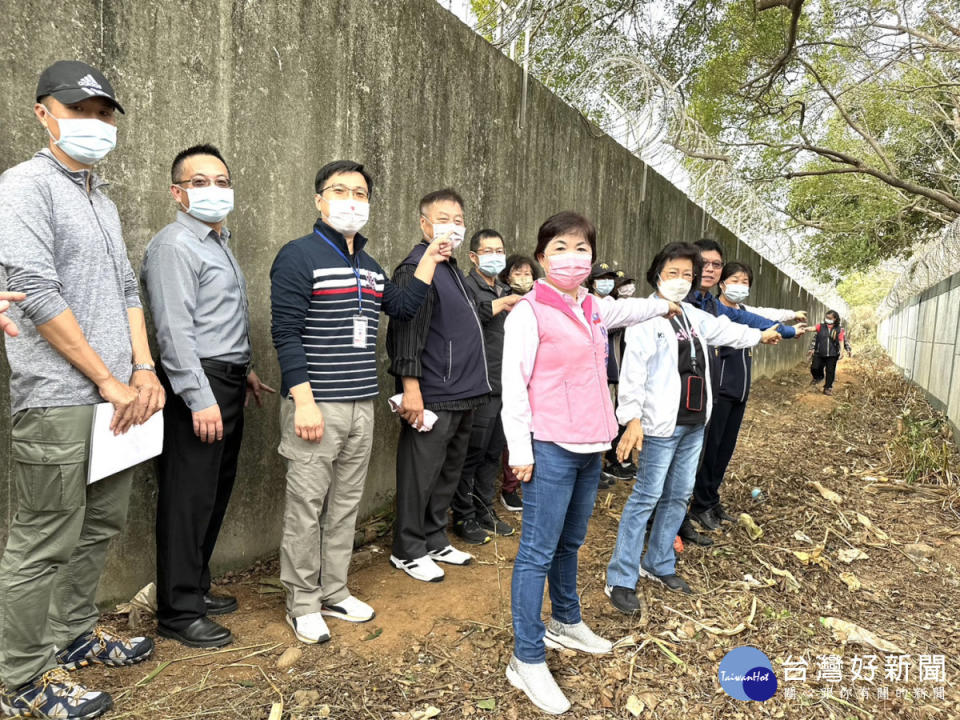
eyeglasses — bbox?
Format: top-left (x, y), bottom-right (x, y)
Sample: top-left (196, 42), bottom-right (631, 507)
top-left (702, 261), bottom-right (723, 270)
top-left (176, 176), bottom-right (232, 189)
top-left (321, 184), bottom-right (369, 202)
top-left (662, 270), bottom-right (695, 281)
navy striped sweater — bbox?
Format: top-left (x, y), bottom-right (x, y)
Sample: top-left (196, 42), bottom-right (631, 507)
top-left (270, 220), bottom-right (428, 401)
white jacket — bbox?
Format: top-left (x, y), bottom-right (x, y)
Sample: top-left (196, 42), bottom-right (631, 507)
top-left (617, 298), bottom-right (762, 437)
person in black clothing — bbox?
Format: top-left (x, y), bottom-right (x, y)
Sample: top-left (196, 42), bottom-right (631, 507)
top-left (689, 262), bottom-right (758, 531)
top-left (588, 261), bottom-right (633, 487)
top-left (808, 309), bottom-right (852, 395)
top-left (386, 189), bottom-right (491, 583)
top-left (496, 255), bottom-right (542, 512)
top-left (451, 229), bottom-right (522, 544)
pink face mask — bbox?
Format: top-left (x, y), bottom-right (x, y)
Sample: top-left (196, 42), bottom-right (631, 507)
top-left (544, 252), bottom-right (592, 291)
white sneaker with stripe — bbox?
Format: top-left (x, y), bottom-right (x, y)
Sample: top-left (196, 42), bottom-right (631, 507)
top-left (390, 554), bottom-right (445, 582)
top-left (427, 545), bottom-right (473, 566)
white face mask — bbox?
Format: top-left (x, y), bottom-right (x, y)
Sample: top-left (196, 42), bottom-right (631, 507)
top-left (326, 198), bottom-right (369, 235)
top-left (432, 222), bottom-right (466, 249)
top-left (43, 105), bottom-right (117, 165)
top-left (723, 284), bottom-right (750, 303)
top-left (658, 276), bottom-right (692, 303)
top-left (183, 186), bottom-right (234, 223)
top-left (617, 283), bottom-right (636, 298)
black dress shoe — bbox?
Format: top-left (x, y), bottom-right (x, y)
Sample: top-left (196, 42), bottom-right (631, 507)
top-left (712, 505), bottom-right (736, 524)
top-left (158, 617), bottom-right (233, 649)
top-left (678, 518), bottom-right (714, 546)
top-left (204, 593), bottom-right (238, 616)
top-left (690, 508), bottom-right (720, 531)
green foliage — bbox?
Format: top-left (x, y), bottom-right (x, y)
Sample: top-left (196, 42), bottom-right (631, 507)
top-left (468, 1), bottom-right (960, 280)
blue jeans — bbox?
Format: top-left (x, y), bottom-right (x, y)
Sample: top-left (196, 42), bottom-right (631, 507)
top-left (511, 441), bottom-right (601, 663)
top-left (606, 423), bottom-right (706, 587)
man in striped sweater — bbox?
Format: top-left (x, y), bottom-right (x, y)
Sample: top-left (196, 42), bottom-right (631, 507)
top-left (270, 161), bottom-right (451, 645)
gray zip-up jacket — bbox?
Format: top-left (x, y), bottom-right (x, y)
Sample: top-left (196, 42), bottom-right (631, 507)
top-left (0, 149), bottom-right (141, 414)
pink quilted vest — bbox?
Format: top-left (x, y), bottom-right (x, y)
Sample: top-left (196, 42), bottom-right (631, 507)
top-left (523, 282), bottom-right (619, 444)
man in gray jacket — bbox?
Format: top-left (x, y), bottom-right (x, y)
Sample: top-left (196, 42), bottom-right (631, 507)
top-left (0, 61), bottom-right (162, 720)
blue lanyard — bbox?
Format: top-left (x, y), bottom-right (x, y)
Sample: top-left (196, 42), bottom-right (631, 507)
top-left (314, 229), bottom-right (363, 314)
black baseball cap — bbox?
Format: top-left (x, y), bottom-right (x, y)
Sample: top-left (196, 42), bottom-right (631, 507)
top-left (589, 261), bottom-right (618, 280)
top-left (36, 61), bottom-right (125, 114)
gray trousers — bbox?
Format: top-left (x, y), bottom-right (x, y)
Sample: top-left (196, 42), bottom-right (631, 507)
top-left (0, 406), bottom-right (134, 688)
top-left (278, 398), bottom-right (374, 618)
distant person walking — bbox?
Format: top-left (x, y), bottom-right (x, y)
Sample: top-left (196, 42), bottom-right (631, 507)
top-left (808, 310), bottom-right (852, 395)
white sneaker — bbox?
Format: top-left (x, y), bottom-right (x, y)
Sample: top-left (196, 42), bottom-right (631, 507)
top-left (390, 554), bottom-right (445, 582)
top-left (505, 655), bottom-right (571, 715)
top-left (286, 612), bottom-right (330, 644)
top-left (543, 619), bottom-right (612, 655)
top-left (427, 544), bottom-right (473, 566)
top-left (321, 595), bottom-right (376, 623)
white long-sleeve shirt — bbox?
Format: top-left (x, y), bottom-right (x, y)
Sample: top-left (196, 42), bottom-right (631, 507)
top-left (617, 299), bottom-right (762, 437)
top-left (744, 303), bottom-right (798, 324)
top-left (500, 282), bottom-right (669, 466)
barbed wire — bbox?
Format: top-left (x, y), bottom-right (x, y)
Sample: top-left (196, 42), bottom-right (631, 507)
top-left (559, 53), bottom-right (849, 312)
top-left (878, 218), bottom-right (960, 318)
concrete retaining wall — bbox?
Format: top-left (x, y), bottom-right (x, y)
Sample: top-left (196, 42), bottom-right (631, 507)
top-left (879, 274), bottom-right (960, 435)
top-left (0, 0), bottom-right (825, 604)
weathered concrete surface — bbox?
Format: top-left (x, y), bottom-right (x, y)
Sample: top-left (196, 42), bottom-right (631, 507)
top-left (0, 0), bottom-right (824, 604)
top-left (880, 275), bottom-right (960, 437)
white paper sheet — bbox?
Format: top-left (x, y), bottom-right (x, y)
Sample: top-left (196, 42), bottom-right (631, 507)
top-left (87, 403), bottom-right (164, 484)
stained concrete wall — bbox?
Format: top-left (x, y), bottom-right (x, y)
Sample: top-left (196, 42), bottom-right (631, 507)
top-left (879, 274), bottom-right (960, 436)
top-left (0, 0), bottom-right (825, 604)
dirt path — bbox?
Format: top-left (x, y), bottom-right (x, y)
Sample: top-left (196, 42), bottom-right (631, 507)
top-left (89, 352), bottom-right (960, 719)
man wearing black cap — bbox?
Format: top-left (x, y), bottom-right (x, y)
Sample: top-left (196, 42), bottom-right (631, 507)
top-left (0, 61), bottom-right (161, 719)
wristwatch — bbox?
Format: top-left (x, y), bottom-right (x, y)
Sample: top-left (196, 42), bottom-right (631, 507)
top-left (132, 363), bottom-right (156, 373)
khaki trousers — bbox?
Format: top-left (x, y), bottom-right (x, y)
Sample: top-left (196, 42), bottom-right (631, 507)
top-left (278, 399), bottom-right (373, 618)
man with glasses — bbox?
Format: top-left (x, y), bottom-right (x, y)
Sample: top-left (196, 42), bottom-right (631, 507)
top-left (386, 189), bottom-right (492, 582)
top-left (270, 161), bottom-right (451, 644)
top-left (450, 229), bottom-right (521, 544)
top-left (142, 144), bottom-right (275, 648)
top-left (675, 238), bottom-right (801, 546)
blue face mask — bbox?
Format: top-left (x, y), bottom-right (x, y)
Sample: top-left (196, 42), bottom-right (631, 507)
top-left (478, 253), bottom-right (506, 277)
top-left (595, 278), bottom-right (615, 296)
top-left (182, 186), bottom-right (234, 223)
top-left (43, 105), bottom-right (116, 165)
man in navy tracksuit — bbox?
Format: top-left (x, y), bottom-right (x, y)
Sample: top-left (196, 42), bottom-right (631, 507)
top-left (386, 189), bottom-right (491, 583)
top-left (678, 240), bottom-right (797, 545)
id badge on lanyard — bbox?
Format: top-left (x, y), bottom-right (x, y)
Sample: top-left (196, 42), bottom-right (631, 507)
top-left (314, 229), bottom-right (370, 350)
top-left (353, 315), bottom-right (368, 349)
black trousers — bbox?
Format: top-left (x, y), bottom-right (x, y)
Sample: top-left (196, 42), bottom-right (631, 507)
top-left (393, 409), bottom-right (474, 559)
top-left (451, 396), bottom-right (504, 522)
top-left (156, 363), bottom-right (245, 629)
top-left (690, 396), bottom-right (747, 514)
top-left (811, 354), bottom-right (839, 389)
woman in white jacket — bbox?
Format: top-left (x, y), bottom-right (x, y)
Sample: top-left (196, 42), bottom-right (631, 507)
top-left (604, 242), bottom-right (780, 613)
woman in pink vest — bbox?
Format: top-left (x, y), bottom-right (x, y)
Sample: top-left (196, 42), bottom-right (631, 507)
top-left (500, 212), bottom-right (680, 715)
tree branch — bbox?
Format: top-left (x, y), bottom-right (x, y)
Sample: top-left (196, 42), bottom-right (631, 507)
top-left (800, 59), bottom-right (897, 175)
top-left (740, 0), bottom-right (807, 98)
